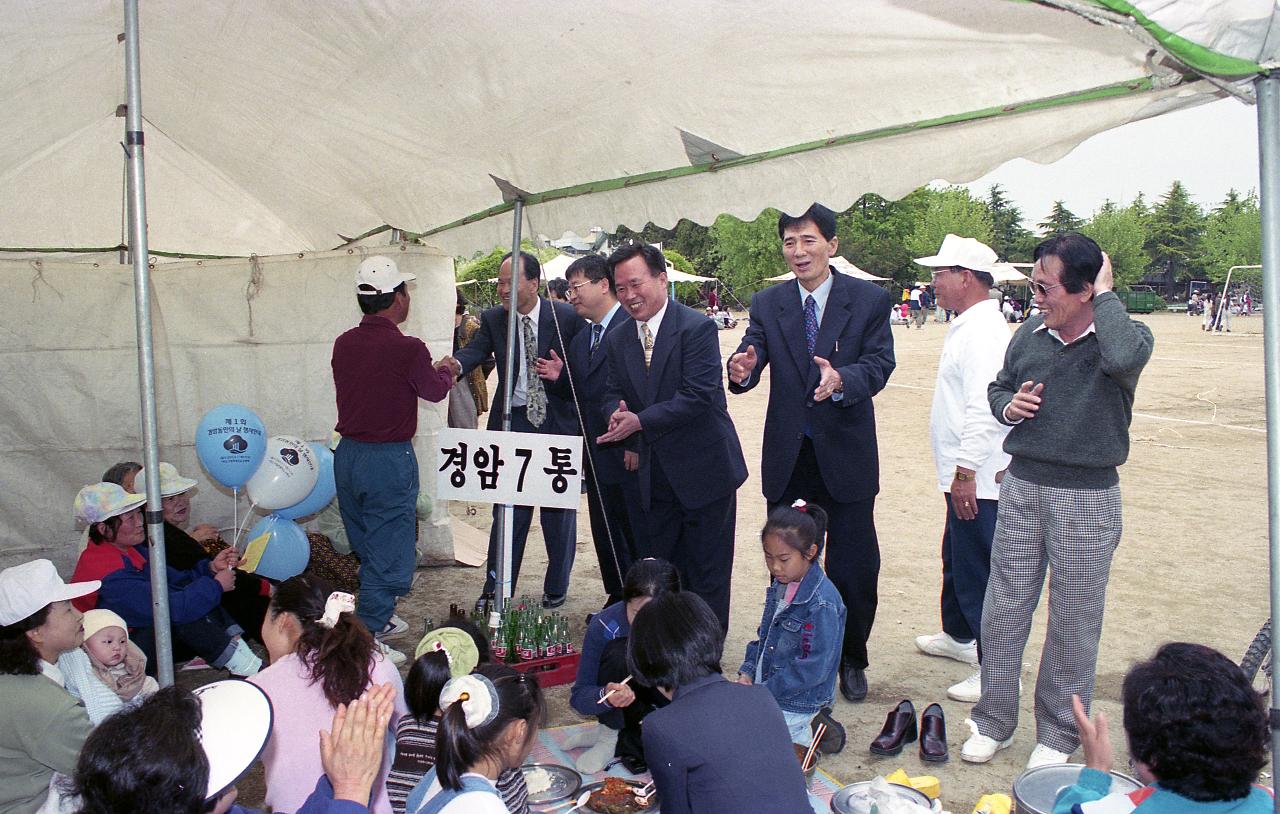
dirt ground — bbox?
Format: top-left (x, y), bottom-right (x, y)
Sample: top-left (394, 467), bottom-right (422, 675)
top-left (240, 308), bottom-right (1272, 812)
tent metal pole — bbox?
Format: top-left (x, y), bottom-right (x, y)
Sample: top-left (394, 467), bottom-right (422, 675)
top-left (494, 200), bottom-right (523, 615)
top-left (1255, 73), bottom-right (1280, 799)
top-left (124, 0), bottom-right (173, 687)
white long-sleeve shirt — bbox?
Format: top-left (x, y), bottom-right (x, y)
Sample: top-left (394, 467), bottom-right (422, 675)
top-left (929, 298), bottom-right (1012, 500)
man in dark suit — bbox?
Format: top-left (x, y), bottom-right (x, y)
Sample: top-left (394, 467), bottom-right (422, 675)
top-left (598, 243), bottom-right (746, 628)
top-left (536, 254), bottom-right (638, 606)
top-left (454, 251), bottom-right (584, 607)
top-left (727, 204), bottom-right (895, 701)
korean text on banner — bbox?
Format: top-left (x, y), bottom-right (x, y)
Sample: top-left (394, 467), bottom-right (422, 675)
top-left (436, 428), bottom-right (582, 510)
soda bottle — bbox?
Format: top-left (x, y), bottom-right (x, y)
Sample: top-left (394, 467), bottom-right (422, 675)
top-left (492, 619), bottom-right (507, 661)
top-left (423, 617), bottom-right (435, 638)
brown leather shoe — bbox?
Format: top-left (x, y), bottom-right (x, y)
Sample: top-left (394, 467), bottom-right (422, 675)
top-left (919, 702), bottom-right (948, 762)
top-left (869, 699), bottom-right (917, 756)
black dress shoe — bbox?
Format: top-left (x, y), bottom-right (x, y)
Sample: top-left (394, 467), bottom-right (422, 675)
top-left (839, 661), bottom-right (868, 702)
top-left (811, 706), bottom-right (846, 754)
top-left (542, 594), bottom-right (566, 609)
top-left (919, 702), bottom-right (948, 763)
top-left (870, 700), bottom-right (918, 756)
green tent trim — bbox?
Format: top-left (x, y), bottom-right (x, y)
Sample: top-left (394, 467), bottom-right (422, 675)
top-left (1090, 0), bottom-right (1266, 78)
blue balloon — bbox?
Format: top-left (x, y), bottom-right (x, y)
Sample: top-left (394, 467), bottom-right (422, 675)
top-left (242, 514), bottom-right (310, 581)
top-left (195, 404), bottom-right (267, 488)
top-left (275, 443), bottom-right (336, 520)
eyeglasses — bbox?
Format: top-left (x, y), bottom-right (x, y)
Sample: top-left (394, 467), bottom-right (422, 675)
top-left (931, 267), bottom-right (965, 279)
top-left (1030, 280), bottom-right (1066, 297)
top-left (565, 280), bottom-right (596, 299)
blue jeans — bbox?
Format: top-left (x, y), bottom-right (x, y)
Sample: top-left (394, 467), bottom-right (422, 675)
top-left (334, 438), bottom-right (419, 632)
top-left (940, 493), bottom-right (998, 659)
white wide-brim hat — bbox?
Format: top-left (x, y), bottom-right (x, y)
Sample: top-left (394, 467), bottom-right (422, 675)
top-left (135, 461), bottom-right (198, 498)
top-left (193, 680), bottom-right (274, 800)
top-left (913, 233), bottom-right (1001, 274)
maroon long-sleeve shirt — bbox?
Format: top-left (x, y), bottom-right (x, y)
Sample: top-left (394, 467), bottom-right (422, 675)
top-left (332, 314), bottom-right (453, 443)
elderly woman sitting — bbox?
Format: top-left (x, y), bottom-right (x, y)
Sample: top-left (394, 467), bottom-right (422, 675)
top-left (0, 559), bottom-right (98, 814)
top-left (70, 482), bottom-right (260, 676)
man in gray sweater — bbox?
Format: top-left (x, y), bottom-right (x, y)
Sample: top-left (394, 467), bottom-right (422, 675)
top-left (960, 233), bottom-right (1153, 769)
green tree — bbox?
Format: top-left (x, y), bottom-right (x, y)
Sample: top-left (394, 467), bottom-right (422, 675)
top-left (1200, 189), bottom-right (1261, 284)
top-left (663, 248), bottom-right (695, 275)
top-left (985, 184), bottom-right (1036, 261)
top-left (903, 187), bottom-right (995, 274)
top-left (1145, 180), bottom-right (1205, 282)
top-left (1082, 200), bottom-right (1149, 289)
top-left (612, 219), bottom-right (718, 277)
top-left (708, 208), bottom-right (786, 294)
top-left (836, 192), bottom-right (922, 283)
top-left (1037, 201), bottom-right (1085, 236)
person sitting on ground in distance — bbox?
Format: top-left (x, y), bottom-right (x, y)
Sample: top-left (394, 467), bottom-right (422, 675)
top-left (1054, 641), bottom-right (1271, 814)
top-left (250, 575), bottom-right (407, 814)
top-left (404, 665), bottom-right (546, 814)
top-left (568, 558), bottom-right (681, 774)
top-left (628, 592), bottom-right (812, 814)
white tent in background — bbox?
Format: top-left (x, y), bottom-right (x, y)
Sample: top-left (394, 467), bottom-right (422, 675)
top-left (991, 263), bottom-right (1031, 284)
top-left (666, 267), bottom-right (716, 283)
top-left (541, 254), bottom-right (578, 280)
top-left (767, 256), bottom-right (888, 283)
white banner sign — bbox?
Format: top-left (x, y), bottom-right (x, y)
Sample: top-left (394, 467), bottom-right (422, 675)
top-left (436, 428), bottom-right (583, 510)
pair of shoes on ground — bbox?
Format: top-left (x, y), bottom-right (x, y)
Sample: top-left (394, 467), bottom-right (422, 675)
top-left (959, 719), bottom-right (1073, 767)
top-left (870, 699), bottom-right (948, 762)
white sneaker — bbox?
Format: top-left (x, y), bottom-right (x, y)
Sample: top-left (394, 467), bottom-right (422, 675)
top-left (915, 631), bottom-right (979, 665)
top-left (377, 640), bottom-right (407, 666)
top-left (947, 669), bottom-right (1023, 703)
top-left (960, 718), bottom-right (1013, 763)
top-left (1026, 743), bottom-right (1073, 769)
top-left (948, 669), bottom-right (983, 703)
top-left (377, 614), bottom-right (409, 639)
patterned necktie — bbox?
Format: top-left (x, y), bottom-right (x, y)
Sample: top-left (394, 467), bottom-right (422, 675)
top-left (642, 322), bottom-right (654, 370)
top-left (589, 323), bottom-right (604, 358)
top-left (804, 294), bottom-right (819, 358)
top-left (521, 315), bottom-right (546, 427)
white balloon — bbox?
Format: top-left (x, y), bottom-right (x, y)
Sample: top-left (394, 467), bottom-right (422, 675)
top-left (245, 435), bottom-right (320, 510)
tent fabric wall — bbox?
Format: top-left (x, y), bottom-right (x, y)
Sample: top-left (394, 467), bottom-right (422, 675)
top-left (0, 246), bottom-right (455, 572)
top-left (0, 0), bottom-right (1234, 259)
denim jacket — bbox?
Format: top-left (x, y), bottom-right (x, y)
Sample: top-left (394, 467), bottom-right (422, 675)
top-left (738, 563), bottom-right (846, 715)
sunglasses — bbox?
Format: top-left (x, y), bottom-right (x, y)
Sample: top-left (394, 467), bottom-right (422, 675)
top-left (1030, 280), bottom-right (1066, 297)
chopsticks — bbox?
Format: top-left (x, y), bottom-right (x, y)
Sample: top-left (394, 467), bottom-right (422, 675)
top-left (802, 723), bottom-right (825, 772)
top-left (597, 675), bottom-right (632, 705)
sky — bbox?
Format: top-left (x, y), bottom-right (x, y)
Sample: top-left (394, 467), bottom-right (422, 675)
top-left (958, 97), bottom-right (1260, 228)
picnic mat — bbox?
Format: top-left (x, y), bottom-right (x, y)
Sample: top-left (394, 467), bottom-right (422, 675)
top-left (530, 723), bottom-right (844, 813)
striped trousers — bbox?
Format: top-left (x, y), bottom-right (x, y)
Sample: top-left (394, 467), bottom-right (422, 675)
top-left (971, 472), bottom-right (1122, 753)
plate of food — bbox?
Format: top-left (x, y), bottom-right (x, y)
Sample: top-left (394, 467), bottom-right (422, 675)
top-left (521, 762), bottom-right (581, 805)
top-left (580, 777), bottom-right (659, 814)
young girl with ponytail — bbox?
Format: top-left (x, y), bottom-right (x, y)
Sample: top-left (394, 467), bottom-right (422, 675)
top-left (405, 663), bottom-right (545, 814)
top-left (250, 574), bottom-right (407, 814)
top-left (737, 499), bottom-right (847, 754)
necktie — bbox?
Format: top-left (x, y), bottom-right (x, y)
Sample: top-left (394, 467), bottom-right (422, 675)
top-left (641, 323), bottom-right (654, 370)
top-left (804, 294), bottom-right (818, 358)
top-left (589, 323), bottom-right (604, 358)
top-left (521, 315), bottom-right (546, 427)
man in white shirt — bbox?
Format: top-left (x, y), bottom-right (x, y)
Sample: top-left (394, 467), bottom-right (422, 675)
top-left (912, 235), bottom-right (1012, 705)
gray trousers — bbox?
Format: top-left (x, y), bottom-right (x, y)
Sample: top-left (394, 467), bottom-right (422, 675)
top-left (972, 472), bottom-right (1122, 753)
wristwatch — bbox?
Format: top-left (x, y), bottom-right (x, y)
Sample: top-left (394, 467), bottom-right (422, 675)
top-left (954, 470), bottom-right (974, 482)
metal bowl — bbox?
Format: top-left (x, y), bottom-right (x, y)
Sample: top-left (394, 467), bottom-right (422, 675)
top-left (521, 762), bottom-right (582, 805)
top-left (1012, 765), bottom-right (1142, 814)
top-left (830, 781), bottom-right (933, 814)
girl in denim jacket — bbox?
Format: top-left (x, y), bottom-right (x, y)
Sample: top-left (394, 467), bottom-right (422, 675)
top-left (737, 500), bottom-right (847, 753)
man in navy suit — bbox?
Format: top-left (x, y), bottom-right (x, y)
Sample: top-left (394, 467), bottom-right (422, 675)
top-left (454, 251), bottom-right (585, 607)
top-left (598, 243), bottom-right (746, 628)
top-left (728, 204), bottom-right (895, 700)
top-left (536, 254), bottom-right (638, 606)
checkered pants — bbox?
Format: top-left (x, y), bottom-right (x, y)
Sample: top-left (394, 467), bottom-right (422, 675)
top-left (971, 472), bottom-right (1122, 753)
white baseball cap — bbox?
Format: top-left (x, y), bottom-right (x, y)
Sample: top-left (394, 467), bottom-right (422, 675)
top-left (913, 234), bottom-right (1001, 274)
top-left (0, 559), bottom-right (100, 626)
top-left (135, 462), bottom-right (198, 498)
top-left (355, 255), bottom-right (416, 295)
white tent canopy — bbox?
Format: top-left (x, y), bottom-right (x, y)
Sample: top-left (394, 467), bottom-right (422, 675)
top-left (767, 256), bottom-right (888, 283)
top-left (541, 254), bottom-right (578, 280)
top-left (1, 1), bottom-right (1266, 260)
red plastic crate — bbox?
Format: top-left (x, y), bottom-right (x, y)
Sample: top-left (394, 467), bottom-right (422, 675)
top-left (509, 651), bottom-right (581, 687)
